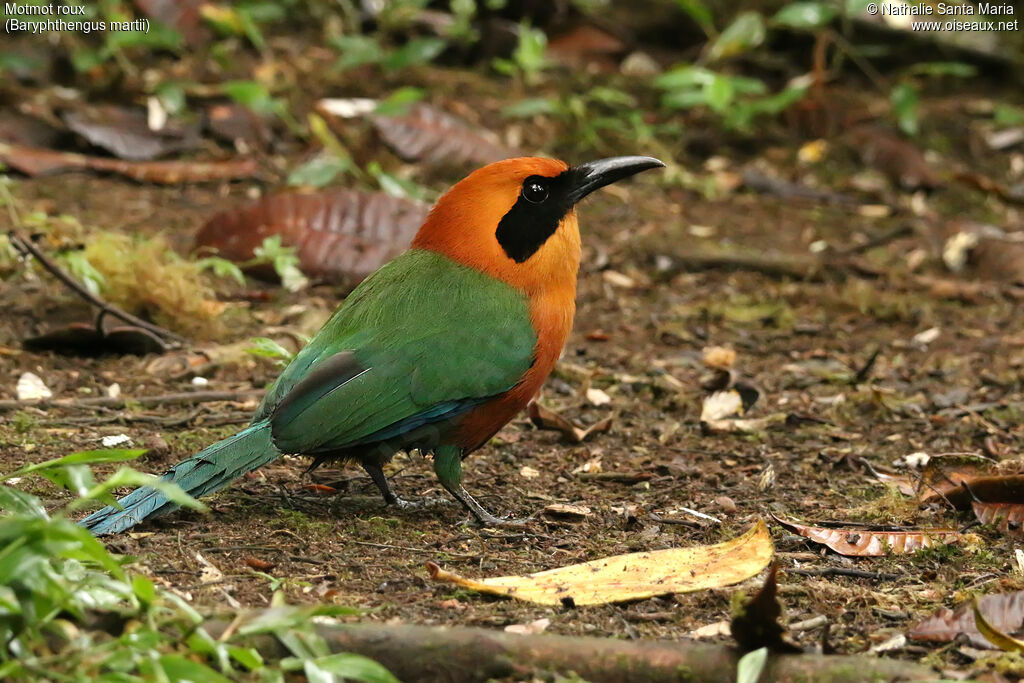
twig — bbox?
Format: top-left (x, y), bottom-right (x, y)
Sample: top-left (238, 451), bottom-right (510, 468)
top-left (837, 224), bottom-right (915, 256)
top-left (202, 620), bottom-right (938, 682)
top-left (0, 389), bottom-right (265, 412)
top-left (786, 567), bottom-right (898, 581)
top-left (8, 230), bottom-right (188, 346)
top-left (350, 540), bottom-right (477, 559)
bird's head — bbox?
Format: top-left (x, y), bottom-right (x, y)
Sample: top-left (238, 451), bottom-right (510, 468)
top-left (412, 156), bottom-right (663, 295)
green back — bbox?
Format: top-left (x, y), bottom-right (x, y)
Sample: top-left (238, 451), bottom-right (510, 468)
top-left (257, 249), bottom-right (537, 454)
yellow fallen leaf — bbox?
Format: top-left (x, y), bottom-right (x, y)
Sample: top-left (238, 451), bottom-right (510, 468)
top-left (425, 520), bottom-right (773, 606)
top-left (973, 596), bottom-right (1024, 653)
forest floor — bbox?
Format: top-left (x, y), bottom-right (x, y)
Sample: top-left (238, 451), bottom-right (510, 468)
top-left (2, 33), bottom-right (1024, 680)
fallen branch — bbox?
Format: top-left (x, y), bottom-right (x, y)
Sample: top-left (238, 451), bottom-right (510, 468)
top-left (205, 621), bottom-right (936, 682)
top-left (658, 244), bottom-right (887, 281)
top-left (0, 389), bottom-right (264, 412)
top-left (8, 230), bottom-right (188, 347)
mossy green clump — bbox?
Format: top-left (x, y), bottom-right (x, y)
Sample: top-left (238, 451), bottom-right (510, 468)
top-left (81, 233), bottom-right (230, 338)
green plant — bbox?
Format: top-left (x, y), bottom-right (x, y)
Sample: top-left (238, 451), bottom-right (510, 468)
top-left (251, 235), bottom-right (309, 292)
top-left (247, 336), bottom-right (296, 366)
top-left (655, 65), bottom-right (807, 133)
top-left (0, 449), bottom-right (397, 681)
top-left (493, 21), bottom-right (550, 85)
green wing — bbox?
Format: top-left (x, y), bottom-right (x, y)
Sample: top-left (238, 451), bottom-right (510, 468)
top-left (256, 249), bottom-right (537, 455)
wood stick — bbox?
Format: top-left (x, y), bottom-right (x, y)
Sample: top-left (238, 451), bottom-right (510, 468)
top-left (204, 621), bottom-right (936, 682)
top-left (8, 230), bottom-right (188, 346)
top-left (0, 389), bottom-right (265, 412)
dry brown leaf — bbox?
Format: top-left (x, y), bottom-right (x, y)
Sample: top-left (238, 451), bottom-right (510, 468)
top-left (972, 500), bottom-right (1024, 535)
top-left (909, 591), bottom-right (1024, 649)
top-left (426, 520), bottom-right (773, 606)
top-left (541, 503), bottom-right (591, 520)
top-left (372, 103), bottom-right (516, 166)
top-left (134, 0), bottom-right (209, 45)
top-left (63, 105), bottom-right (199, 161)
top-left (196, 189), bottom-right (428, 286)
top-left (547, 24), bottom-right (625, 70)
top-left (730, 564), bottom-right (801, 653)
top-left (844, 125), bottom-right (941, 191)
top-left (0, 142), bottom-right (259, 183)
top-left (527, 401), bottom-right (612, 444)
top-left (771, 514), bottom-right (963, 557)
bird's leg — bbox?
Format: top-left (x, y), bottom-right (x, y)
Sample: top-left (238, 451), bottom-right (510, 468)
top-left (361, 459), bottom-right (449, 511)
top-left (433, 445), bottom-right (526, 526)
top-left (361, 460), bottom-right (413, 508)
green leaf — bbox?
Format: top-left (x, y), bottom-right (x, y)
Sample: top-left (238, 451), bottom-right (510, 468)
top-left (904, 61), bottom-right (976, 78)
top-left (674, 0), bottom-right (715, 36)
top-left (74, 467), bottom-right (207, 513)
top-left (310, 653), bottom-right (400, 683)
top-left (994, 103), bottom-right (1024, 127)
top-left (196, 257), bottom-right (246, 286)
top-left (39, 464), bottom-right (95, 497)
top-left (59, 250), bottom-right (105, 296)
top-left (661, 89), bottom-right (709, 110)
top-left (654, 65), bottom-right (717, 90)
top-left (706, 11), bottom-right (765, 61)
top-left (238, 605), bottom-right (362, 636)
top-left (706, 75), bottom-right (735, 112)
top-left (159, 654), bottom-right (232, 683)
top-left (0, 485), bottom-right (46, 518)
top-left (890, 82), bottom-right (920, 136)
top-left (4, 449), bottom-right (147, 481)
top-left (501, 97), bottom-right (557, 118)
top-left (229, 646), bottom-right (265, 671)
top-left (737, 646), bottom-right (768, 683)
top-left (772, 2), bottom-right (837, 29)
top-left (287, 155), bottom-right (350, 188)
top-left (247, 337), bottom-right (295, 364)
top-left (331, 35), bottom-right (385, 71)
top-left (221, 81), bottom-right (277, 115)
top-left (373, 87), bottom-right (427, 117)
top-left (384, 37), bottom-right (446, 71)
top-left (132, 574), bottom-right (157, 605)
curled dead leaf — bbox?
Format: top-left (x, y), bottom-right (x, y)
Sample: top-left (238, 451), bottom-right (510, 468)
top-left (425, 520), bottom-right (773, 606)
top-left (527, 401), bottom-right (612, 444)
top-left (371, 103), bottom-right (516, 167)
top-left (771, 514), bottom-right (963, 557)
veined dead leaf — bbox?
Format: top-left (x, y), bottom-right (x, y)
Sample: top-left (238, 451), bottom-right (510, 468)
top-left (909, 591), bottom-right (1024, 649)
top-left (196, 189), bottom-right (428, 287)
top-left (425, 520), bottom-right (773, 606)
top-left (63, 105), bottom-right (199, 161)
top-left (972, 500), bottom-right (1024, 535)
top-left (372, 103), bottom-right (516, 166)
top-left (771, 514), bottom-right (963, 557)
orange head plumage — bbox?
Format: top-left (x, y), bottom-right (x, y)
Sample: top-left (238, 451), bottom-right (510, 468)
top-left (412, 156), bottom-right (663, 298)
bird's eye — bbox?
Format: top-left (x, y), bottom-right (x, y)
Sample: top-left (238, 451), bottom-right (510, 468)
top-left (522, 179), bottom-right (549, 203)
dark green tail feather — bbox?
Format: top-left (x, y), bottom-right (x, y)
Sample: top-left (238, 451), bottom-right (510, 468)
top-left (80, 421), bottom-right (279, 536)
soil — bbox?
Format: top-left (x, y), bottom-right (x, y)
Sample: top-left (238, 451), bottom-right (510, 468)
top-left (2, 38), bottom-right (1024, 679)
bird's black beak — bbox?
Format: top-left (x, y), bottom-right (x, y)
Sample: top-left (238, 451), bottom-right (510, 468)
top-left (567, 156), bottom-right (664, 204)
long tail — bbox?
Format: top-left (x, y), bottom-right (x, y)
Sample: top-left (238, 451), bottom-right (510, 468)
top-left (80, 420), bottom-right (279, 536)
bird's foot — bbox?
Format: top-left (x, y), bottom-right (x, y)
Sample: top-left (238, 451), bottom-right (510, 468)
top-left (387, 495), bottom-right (451, 511)
top-left (473, 513), bottom-right (532, 528)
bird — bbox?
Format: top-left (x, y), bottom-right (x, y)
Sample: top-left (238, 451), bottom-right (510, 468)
top-left (80, 155), bottom-right (664, 535)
